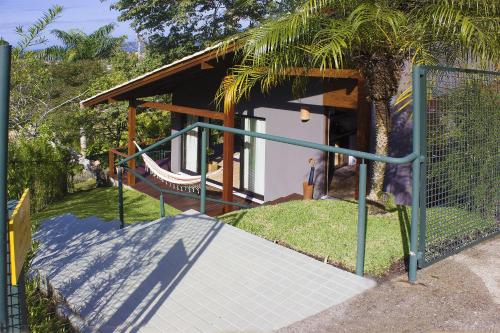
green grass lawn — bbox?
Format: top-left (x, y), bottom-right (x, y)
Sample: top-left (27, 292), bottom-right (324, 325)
top-left (219, 200), bottom-right (411, 276)
top-left (33, 187), bottom-right (180, 229)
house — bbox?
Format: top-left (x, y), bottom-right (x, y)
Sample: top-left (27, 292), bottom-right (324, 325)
top-left (81, 43), bottom-right (402, 210)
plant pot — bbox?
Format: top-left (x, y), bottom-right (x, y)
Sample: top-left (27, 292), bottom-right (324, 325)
top-left (303, 181), bottom-right (314, 200)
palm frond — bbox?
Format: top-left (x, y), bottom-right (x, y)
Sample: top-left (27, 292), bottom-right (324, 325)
top-left (89, 24), bottom-right (116, 40)
top-left (413, 0), bottom-right (499, 65)
top-left (51, 29), bottom-right (85, 49)
top-left (16, 5), bottom-right (63, 53)
top-left (215, 66), bottom-right (271, 112)
top-left (36, 45), bottom-right (67, 62)
top-left (395, 85), bottom-right (413, 112)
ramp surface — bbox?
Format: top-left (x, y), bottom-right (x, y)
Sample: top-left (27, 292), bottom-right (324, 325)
top-left (32, 210), bottom-right (375, 333)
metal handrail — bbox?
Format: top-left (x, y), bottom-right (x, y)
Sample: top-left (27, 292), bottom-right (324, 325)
top-left (116, 118), bottom-right (423, 282)
top-left (124, 166), bottom-right (251, 211)
top-left (119, 122), bottom-right (418, 166)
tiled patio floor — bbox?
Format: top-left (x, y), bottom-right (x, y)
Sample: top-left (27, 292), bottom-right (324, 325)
top-left (32, 210), bottom-right (375, 333)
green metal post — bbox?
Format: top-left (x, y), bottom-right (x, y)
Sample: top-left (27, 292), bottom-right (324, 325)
top-left (355, 161), bottom-right (368, 276)
top-left (417, 67), bottom-right (428, 269)
top-left (160, 192), bottom-right (165, 218)
top-left (117, 167), bottom-right (124, 228)
top-left (0, 44), bottom-right (12, 329)
top-left (409, 65), bottom-right (425, 283)
top-left (200, 127), bottom-right (207, 214)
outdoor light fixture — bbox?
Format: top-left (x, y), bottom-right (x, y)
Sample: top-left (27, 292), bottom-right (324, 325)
top-left (300, 106), bottom-right (310, 122)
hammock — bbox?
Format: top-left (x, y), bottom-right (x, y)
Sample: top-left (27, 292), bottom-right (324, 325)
top-left (134, 141), bottom-right (223, 192)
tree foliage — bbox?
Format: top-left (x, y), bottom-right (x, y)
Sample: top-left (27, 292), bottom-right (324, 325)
top-left (215, 0), bottom-right (499, 200)
top-left (8, 132), bottom-right (75, 212)
top-left (78, 50), bottom-right (166, 155)
top-left (109, 0), bottom-right (303, 62)
top-left (15, 5), bottom-right (63, 53)
top-left (46, 24), bottom-right (126, 62)
top-left (427, 76), bottom-right (499, 216)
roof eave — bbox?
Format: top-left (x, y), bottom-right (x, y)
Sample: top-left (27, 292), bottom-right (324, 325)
top-left (80, 42), bottom-right (237, 108)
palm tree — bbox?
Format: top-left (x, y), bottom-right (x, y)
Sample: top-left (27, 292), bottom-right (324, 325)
top-left (216, 0), bottom-right (499, 201)
top-left (47, 24), bottom-right (125, 62)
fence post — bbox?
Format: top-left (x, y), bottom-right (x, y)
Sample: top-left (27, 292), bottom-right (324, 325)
top-left (200, 127), bottom-right (207, 214)
top-left (0, 44), bottom-right (11, 329)
top-left (409, 65), bottom-right (425, 283)
top-left (117, 167), bottom-right (124, 228)
top-left (159, 192), bottom-right (165, 218)
top-left (108, 150), bottom-right (115, 178)
top-left (355, 160), bottom-right (368, 276)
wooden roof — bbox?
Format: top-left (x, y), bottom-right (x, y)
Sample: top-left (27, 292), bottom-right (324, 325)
top-left (80, 42), bottom-right (235, 108)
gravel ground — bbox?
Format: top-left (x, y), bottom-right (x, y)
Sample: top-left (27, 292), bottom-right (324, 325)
top-left (279, 235), bottom-right (500, 333)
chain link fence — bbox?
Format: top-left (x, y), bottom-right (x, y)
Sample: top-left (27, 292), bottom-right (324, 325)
top-left (420, 67), bottom-right (499, 265)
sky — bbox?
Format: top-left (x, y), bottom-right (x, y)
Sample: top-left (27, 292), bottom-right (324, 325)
top-left (0, 0), bottom-right (136, 46)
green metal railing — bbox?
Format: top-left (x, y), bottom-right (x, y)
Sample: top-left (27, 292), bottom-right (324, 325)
top-left (117, 117), bottom-right (423, 281)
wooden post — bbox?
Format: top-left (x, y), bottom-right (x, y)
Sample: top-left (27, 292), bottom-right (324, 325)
top-left (108, 150), bottom-right (115, 178)
top-left (127, 100), bottom-right (137, 186)
top-left (222, 103), bottom-right (235, 213)
top-left (355, 77), bottom-right (370, 197)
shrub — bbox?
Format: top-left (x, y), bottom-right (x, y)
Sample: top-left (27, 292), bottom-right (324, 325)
top-left (8, 135), bottom-right (76, 212)
top-left (427, 77), bottom-right (499, 218)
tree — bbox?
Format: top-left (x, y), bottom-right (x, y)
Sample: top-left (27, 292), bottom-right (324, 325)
top-left (14, 5), bottom-right (63, 54)
top-left (47, 24), bottom-right (126, 61)
top-left (9, 5), bottom-right (63, 136)
top-left (78, 50), bottom-right (166, 156)
top-left (216, 0), bottom-right (499, 201)
top-left (108, 0), bottom-right (303, 62)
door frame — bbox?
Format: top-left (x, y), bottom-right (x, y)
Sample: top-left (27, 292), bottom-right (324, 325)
top-left (240, 115), bottom-right (266, 197)
top-left (181, 114), bottom-right (202, 175)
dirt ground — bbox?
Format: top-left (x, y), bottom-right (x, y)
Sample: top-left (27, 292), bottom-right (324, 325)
top-left (279, 235), bottom-right (500, 333)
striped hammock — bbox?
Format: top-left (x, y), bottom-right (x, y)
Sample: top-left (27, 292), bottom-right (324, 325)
top-left (134, 141), bottom-right (223, 192)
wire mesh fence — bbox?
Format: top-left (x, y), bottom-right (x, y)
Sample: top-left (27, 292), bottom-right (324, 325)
top-left (421, 67), bottom-right (499, 265)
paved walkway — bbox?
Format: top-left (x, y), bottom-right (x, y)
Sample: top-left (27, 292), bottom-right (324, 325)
top-left (31, 210), bottom-right (375, 333)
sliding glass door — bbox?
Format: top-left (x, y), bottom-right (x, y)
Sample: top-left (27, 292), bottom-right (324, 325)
top-left (243, 117), bottom-right (266, 196)
top-left (182, 115), bottom-right (199, 173)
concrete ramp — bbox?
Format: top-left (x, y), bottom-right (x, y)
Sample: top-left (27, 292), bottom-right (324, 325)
top-left (32, 210), bottom-right (375, 333)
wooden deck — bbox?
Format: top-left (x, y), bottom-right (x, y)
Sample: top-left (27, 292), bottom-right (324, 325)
top-left (115, 163), bottom-right (256, 217)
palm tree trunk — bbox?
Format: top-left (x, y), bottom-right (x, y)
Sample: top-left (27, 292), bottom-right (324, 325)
top-left (360, 52), bottom-right (403, 202)
top-left (368, 100), bottom-right (391, 200)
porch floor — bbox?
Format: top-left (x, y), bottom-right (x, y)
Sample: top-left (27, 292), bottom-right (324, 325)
top-left (115, 159), bottom-right (256, 217)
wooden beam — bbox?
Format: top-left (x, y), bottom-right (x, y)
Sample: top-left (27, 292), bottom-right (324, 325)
top-left (127, 101), bottom-right (137, 186)
top-left (201, 61), bottom-right (215, 70)
top-left (137, 101), bottom-right (225, 120)
top-left (355, 76), bottom-right (371, 197)
top-left (222, 103), bottom-right (235, 213)
top-left (286, 68), bottom-right (362, 79)
top-left (110, 149), bottom-right (128, 158)
top-left (251, 68), bottom-right (361, 79)
top-left (323, 78), bottom-right (358, 109)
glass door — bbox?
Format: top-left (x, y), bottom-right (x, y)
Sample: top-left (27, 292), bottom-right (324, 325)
top-left (243, 117), bottom-right (266, 196)
top-left (182, 115), bottom-right (199, 173)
